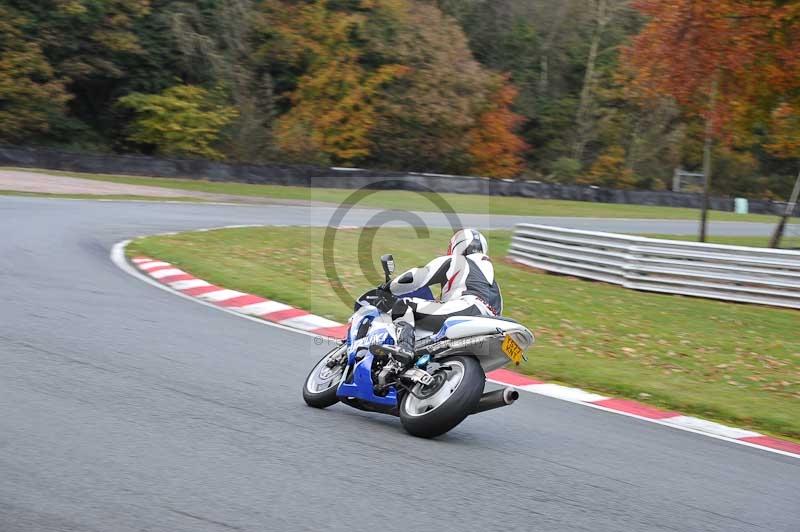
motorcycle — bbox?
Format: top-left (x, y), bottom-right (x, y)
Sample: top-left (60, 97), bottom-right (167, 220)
top-left (302, 254), bottom-right (534, 438)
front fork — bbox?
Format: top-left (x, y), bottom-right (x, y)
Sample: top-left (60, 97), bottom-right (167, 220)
top-left (325, 343), bottom-right (348, 369)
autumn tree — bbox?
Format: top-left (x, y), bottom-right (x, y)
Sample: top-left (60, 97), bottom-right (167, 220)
top-left (364, 1), bottom-right (497, 174)
top-left (0, 5), bottom-right (70, 142)
top-left (766, 103), bottom-right (800, 247)
top-left (3, 0), bottom-right (798, 192)
top-left (767, 104), bottom-right (800, 161)
top-left (622, 0), bottom-right (798, 239)
top-left (577, 145), bottom-right (636, 188)
top-left (467, 79), bottom-right (527, 178)
top-left (256, 0), bottom-right (409, 165)
top-left (257, 0), bottom-right (505, 173)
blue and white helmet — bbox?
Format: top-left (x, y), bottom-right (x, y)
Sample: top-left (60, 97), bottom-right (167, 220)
top-left (447, 228), bottom-right (488, 256)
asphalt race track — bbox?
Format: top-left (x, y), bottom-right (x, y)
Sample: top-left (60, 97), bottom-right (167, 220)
top-left (1, 196), bottom-right (798, 532)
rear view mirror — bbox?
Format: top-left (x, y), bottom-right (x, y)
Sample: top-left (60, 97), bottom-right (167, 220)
top-left (380, 254), bottom-right (395, 282)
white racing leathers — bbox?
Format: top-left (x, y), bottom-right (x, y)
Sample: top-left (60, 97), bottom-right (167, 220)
top-left (388, 253), bottom-right (503, 333)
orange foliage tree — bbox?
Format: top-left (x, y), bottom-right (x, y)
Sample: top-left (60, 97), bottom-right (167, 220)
top-left (260, 0), bottom-right (516, 173)
top-left (466, 79), bottom-right (527, 178)
top-left (622, 0), bottom-right (800, 240)
top-left (577, 146), bottom-right (636, 189)
top-left (767, 103), bottom-right (800, 160)
top-left (623, 0), bottom-right (800, 145)
top-left (262, 0), bottom-right (409, 164)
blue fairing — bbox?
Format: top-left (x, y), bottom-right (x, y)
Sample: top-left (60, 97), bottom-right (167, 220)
top-left (339, 304), bottom-right (398, 406)
top-left (397, 286), bottom-right (434, 300)
top-left (336, 352), bottom-right (398, 406)
top-left (336, 285), bottom-right (434, 408)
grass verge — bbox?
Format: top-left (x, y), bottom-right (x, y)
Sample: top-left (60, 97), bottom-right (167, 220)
top-left (0, 190), bottom-right (210, 202)
top-left (127, 226), bottom-right (800, 440)
top-left (6, 166), bottom-right (784, 222)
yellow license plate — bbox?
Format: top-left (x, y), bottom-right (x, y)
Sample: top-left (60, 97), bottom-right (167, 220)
top-left (501, 335), bottom-right (524, 365)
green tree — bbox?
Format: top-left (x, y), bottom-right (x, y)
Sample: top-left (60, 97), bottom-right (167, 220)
top-left (4, 0), bottom-right (152, 146)
top-left (166, 0), bottom-right (276, 161)
top-left (441, 0), bottom-right (642, 172)
top-left (549, 157), bottom-right (582, 182)
top-left (118, 84), bottom-right (238, 159)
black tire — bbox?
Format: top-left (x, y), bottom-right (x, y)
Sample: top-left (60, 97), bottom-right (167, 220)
top-left (399, 355), bottom-right (485, 438)
top-left (302, 346), bottom-right (346, 409)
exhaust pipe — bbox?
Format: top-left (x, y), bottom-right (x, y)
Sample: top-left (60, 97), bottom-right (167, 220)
top-left (472, 387), bottom-right (519, 414)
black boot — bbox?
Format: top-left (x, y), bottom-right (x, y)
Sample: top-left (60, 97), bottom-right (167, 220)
top-left (370, 320), bottom-right (415, 366)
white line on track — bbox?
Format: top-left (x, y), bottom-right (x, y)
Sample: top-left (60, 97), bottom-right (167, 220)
top-left (110, 239), bottom-right (321, 340)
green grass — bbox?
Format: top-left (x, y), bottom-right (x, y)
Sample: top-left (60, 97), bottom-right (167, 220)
top-left (642, 233), bottom-right (800, 249)
top-left (127, 226), bottom-right (800, 440)
top-left (6, 166), bottom-right (783, 222)
top-left (0, 190), bottom-right (210, 202)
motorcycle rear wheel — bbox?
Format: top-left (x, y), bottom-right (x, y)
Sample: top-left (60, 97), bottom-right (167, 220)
top-left (399, 355), bottom-right (484, 438)
top-left (303, 345), bottom-right (346, 409)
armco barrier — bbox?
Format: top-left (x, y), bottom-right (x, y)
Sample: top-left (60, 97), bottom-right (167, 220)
top-left (508, 224), bottom-right (800, 309)
top-left (2, 144), bottom-right (798, 216)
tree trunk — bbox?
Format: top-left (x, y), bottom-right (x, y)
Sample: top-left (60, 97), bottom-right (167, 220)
top-left (538, 1), bottom-right (570, 96)
top-left (625, 118), bottom-right (643, 172)
top-left (769, 168), bottom-right (800, 248)
top-left (699, 75), bottom-right (719, 243)
top-left (539, 55), bottom-right (549, 96)
top-left (572, 0), bottom-right (609, 162)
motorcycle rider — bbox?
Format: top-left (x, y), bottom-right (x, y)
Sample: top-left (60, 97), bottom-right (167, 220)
top-left (370, 228), bottom-right (502, 367)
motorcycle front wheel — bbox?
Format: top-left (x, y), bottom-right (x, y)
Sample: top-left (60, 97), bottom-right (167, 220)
top-left (399, 355), bottom-right (484, 438)
top-left (303, 345), bottom-right (347, 409)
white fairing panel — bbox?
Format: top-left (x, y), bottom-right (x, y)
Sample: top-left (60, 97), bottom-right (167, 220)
top-left (444, 317), bottom-right (531, 344)
top-left (436, 316), bottom-right (535, 373)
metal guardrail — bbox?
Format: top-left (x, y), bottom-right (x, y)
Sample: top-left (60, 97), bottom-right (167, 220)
top-left (508, 224), bottom-right (800, 309)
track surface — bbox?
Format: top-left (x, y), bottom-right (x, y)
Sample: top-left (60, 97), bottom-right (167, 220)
top-left (1, 196), bottom-right (798, 532)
